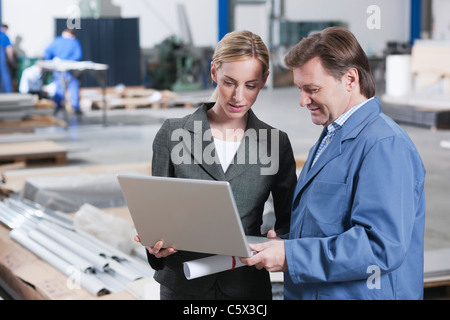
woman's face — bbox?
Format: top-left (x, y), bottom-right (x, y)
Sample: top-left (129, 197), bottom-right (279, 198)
top-left (211, 58), bottom-right (268, 121)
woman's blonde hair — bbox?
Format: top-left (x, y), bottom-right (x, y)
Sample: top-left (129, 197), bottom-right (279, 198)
top-left (210, 30), bottom-right (270, 101)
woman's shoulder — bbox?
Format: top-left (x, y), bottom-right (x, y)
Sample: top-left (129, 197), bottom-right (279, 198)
top-left (160, 103), bottom-right (209, 131)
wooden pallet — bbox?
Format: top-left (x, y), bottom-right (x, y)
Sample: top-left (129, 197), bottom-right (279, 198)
top-left (0, 141), bottom-right (68, 167)
top-left (80, 86), bottom-right (203, 110)
top-left (424, 278), bottom-right (450, 299)
top-left (92, 97), bottom-right (200, 110)
top-left (0, 115), bottom-right (67, 134)
top-left (295, 155), bottom-right (307, 170)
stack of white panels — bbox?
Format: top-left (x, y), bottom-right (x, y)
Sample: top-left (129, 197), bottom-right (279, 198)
top-left (424, 248), bottom-right (450, 278)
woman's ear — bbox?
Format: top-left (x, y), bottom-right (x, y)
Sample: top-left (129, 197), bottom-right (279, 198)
top-left (211, 62), bottom-right (218, 84)
top-left (261, 71), bottom-right (270, 88)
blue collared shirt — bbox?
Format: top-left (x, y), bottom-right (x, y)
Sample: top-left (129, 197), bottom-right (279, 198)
top-left (312, 97), bottom-right (374, 166)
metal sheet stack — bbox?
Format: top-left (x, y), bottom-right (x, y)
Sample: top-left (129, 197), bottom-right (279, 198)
top-left (0, 93), bottom-right (51, 122)
top-left (424, 248), bottom-right (450, 279)
top-left (0, 197), bottom-right (152, 297)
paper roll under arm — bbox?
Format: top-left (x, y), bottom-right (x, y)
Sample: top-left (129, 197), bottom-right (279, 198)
top-left (183, 255), bottom-right (246, 280)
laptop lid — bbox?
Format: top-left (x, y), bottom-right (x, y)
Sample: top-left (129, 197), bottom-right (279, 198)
top-left (117, 174), bottom-right (254, 257)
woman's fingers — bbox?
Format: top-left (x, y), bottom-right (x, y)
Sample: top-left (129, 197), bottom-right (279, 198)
top-left (135, 236), bottom-right (178, 258)
top-left (147, 240), bottom-right (177, 258)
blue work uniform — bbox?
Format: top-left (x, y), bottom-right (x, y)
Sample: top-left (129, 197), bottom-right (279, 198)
top-left (284, 97), bottom-right (426, 300)
top-left (0, 31), bottom-right (13, 93)
top-left (44, 35), bottom-right (82, 111)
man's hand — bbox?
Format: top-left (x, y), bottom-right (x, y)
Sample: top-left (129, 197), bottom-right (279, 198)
top-left (239, 230), bottom-right (288, 272)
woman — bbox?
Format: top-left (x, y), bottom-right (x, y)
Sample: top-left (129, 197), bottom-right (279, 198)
top-left (137, 30), bottom-right (297, 300)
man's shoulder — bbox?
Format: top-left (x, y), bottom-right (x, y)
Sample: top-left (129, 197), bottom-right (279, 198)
top-left (357, 111), bottom-right (421, 161)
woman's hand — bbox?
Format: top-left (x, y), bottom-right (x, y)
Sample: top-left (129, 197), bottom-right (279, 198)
top-left (134, 235), bottom-right (178, 258)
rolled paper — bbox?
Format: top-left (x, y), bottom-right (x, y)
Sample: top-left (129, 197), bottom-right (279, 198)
top-left (183, 255), bottom-right (246, 280)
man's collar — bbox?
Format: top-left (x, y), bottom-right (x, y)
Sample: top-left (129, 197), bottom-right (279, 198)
top-left (328, 96), bottom-right (374, 131)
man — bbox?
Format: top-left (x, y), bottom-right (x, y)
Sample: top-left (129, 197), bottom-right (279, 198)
top-left (241, 27), bottom-right (426, 300)
top-left (19, 64), bottom-right (44, 97)
top-left (0, 27), bottom-right (14, 93)
top-left (44, 28), bottom-right (83, 115)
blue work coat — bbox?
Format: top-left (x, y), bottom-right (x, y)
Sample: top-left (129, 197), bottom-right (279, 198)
top-left (44, 36), bottom-right (82, 61)
top-left (43, 36), bottom-right (82, 110)
top-left (0, 31), bottom-right (12, 92)
top-left (284, 97), bottom-right (426, 300)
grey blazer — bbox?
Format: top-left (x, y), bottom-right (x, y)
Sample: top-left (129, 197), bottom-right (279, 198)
top-left (148, 103), bottom-right (297, 299)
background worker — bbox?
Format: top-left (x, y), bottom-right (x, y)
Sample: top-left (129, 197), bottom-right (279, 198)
top-left (0, 26), bottom-right (14, 93)
top-left (44, 28), bottom-right (83, 115)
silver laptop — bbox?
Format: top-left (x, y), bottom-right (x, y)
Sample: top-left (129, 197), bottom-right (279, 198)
top-left (117, 174), bottom-right (270, 258)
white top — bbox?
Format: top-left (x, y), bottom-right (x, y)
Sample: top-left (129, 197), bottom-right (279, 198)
top-left (19, 65), bottom-right (43, 93)
top-left (214, 138), bottom-right (241, 173)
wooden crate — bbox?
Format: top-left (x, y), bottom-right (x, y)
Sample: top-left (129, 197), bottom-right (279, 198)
top-left (0, 115), bottom-right (67, 134)
top-left (0, 141), bottom-right (68, 167)
top-left (80, 86), bottom-right (204, 110)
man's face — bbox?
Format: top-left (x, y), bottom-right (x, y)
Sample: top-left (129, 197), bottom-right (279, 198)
top-left (293, 57), bottom-right (351, 127)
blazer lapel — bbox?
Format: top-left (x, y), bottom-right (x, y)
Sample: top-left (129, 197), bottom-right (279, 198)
top-left (182, 104), bottom-right (226, 181)
top-left (225, 109), bottom-right (262, 181)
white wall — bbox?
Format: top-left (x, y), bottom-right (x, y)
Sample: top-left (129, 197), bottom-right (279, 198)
top-left (114, 0), bottom-right (217, 48)
top-left (232, 0), bottom-right (411, 57)
top-left (2, 0), bottom-right (410, 58)
top-left (283, 0), bottom-right (411, 56)
top-left (234, 3), bottom-right (270, 46)
top-left (432, 0), bottom-right (450, 40)
top-left (3, 0), bottom-right (79, 57)
top-left (2, 0), bottom-right (218, 58)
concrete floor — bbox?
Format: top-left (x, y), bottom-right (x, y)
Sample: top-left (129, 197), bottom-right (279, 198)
top-left (17, 86), bottom-right (450, 251)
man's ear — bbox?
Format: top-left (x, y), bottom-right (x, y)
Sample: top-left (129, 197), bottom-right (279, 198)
top-left (344, 68), bottom-right (359, 92)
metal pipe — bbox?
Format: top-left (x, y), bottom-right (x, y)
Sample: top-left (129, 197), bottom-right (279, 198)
top-left (74, 226), bottom-right (153, 277)
top-left (53, 222), bottom-right (147, 280)
top-left (10, 228), bottom-right (111, 296)
top-left (37, 221), bottom-right (109, 271)
top-left (28, 229), bottom-right (94, 273)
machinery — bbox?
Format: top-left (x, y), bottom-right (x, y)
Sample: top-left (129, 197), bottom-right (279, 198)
top-left (146, 4), bottom-right (214, 92)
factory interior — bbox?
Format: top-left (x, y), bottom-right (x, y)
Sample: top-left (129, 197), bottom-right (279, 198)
top-left (0, 0), bottom-right (450, 302)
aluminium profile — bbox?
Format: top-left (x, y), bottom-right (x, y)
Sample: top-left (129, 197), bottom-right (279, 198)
top-left (10, 228), bottom-right (111, 296)
top-left (36, 221), bottom-right (109, 271)
top-left (50, 221), bottom-right (146, 281)
top-left (28, 229), bottom-right (94, 274)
